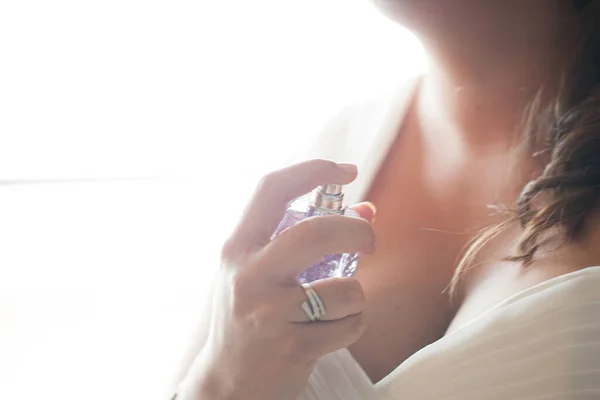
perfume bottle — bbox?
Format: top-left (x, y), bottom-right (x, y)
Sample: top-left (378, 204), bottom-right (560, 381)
top-left (273, 184), bottom-right (361, 284)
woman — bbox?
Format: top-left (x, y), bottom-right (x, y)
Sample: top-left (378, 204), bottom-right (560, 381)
top-left (175, 1), bottom-right (600, 399)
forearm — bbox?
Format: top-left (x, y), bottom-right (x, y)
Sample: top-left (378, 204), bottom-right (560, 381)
top-left (175, 348), bottom-right (233, 400)
top-left (172, 274), bottom-right (218, 390)
top-left (175, 376), bottom-right (227, 400)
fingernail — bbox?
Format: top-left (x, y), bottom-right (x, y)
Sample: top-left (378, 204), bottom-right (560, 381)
top-left (366, 202), bottom-right (377, 222)
top-left (363, 201), bottom-right (376, 214)
top-left (337, 163), bottom-right (357, 174)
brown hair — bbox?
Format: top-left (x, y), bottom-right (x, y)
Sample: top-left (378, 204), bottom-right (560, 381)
top-left (450, 0), bottom-right (600, 294)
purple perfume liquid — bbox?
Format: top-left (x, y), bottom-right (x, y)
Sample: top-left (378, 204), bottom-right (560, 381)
top-left (273, 185), bottom-right (361, 284)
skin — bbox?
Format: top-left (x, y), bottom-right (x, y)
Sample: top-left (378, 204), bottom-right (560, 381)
top-left (176, 0), bottom-right (600, 397)
top-left (176, 161), bottom-right (378, 400)
top-left (350, 0), bottom-right (581, 382)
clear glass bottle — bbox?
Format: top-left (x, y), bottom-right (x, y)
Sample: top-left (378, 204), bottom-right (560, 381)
top-left (273, 184), bottom-right (361, 284)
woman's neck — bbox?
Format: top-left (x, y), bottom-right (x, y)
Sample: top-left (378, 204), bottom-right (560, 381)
top-left (412, 1), bottom-right (574, 153)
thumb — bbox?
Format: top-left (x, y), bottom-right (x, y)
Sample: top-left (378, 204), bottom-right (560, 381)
top-left (350, 202), bottom-right (376, 224)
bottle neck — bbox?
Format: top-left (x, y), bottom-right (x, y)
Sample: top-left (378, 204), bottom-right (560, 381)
top-left (309, 186), bottom-right (344, 214)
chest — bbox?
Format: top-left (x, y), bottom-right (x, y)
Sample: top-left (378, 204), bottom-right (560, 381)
top-left (359, 113), bottom-right (523, 293)
top-left (348, 114), bottom-right (540, 381)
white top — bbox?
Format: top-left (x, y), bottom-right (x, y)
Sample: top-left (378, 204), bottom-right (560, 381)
top-left (295, 77), bottom-right (600, 399)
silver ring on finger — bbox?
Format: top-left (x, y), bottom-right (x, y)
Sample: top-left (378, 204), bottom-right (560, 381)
top-left (301, 282), bottom-right (326, 322)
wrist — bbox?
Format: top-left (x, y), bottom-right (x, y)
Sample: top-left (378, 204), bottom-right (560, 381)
top-left (176, 350), bottom-right (237, 400)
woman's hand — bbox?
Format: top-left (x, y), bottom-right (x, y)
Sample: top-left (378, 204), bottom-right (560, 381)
top-left (177, 160), bottom-right (376, 400)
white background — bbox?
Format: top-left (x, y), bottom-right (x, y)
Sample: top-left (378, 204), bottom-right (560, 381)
top-left (0, 1), bottom-right (424, 399)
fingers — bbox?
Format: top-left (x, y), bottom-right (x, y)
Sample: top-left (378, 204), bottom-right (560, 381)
top-left (281, 278), bottom-right (365, 323)
top-left (227, 160), bottom-right (358, 251)
top-left (260, 214), bottom-right (375, 279)
top-left (294, 313), bottom-right (366, 359)
top-left (350, 202), bottom-right (376, 224)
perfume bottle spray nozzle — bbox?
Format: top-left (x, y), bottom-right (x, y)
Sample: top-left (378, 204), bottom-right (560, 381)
top-left (318, 184), bottom-right (343, 195)
top-left (309, 184), bottom-right (345, 213)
